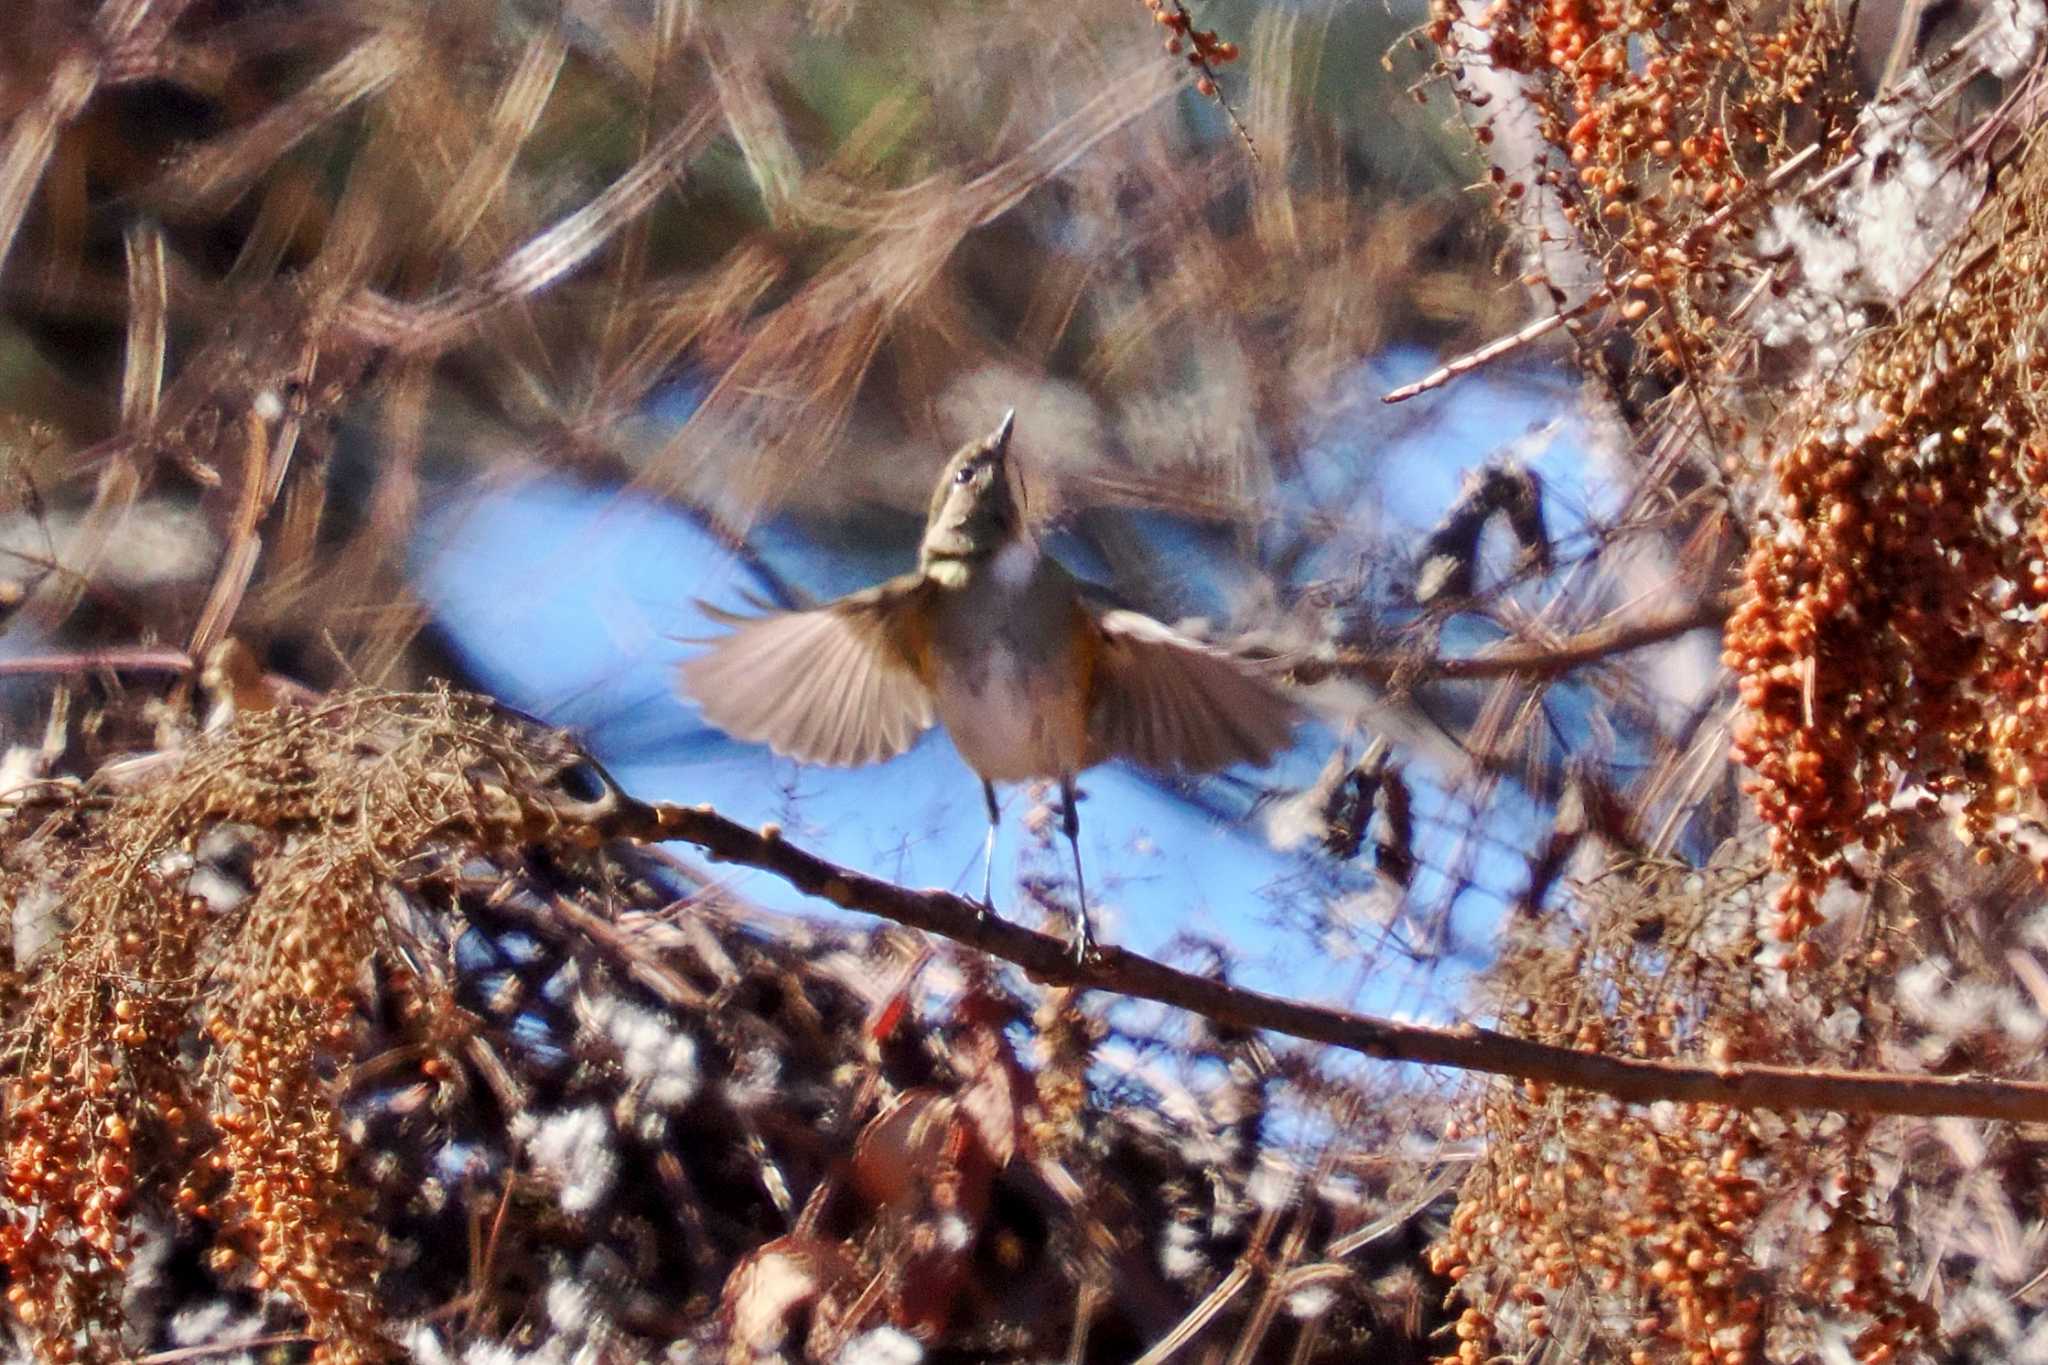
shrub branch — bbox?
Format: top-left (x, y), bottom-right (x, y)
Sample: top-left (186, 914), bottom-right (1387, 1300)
top-left (583, 789), bottom-right (2048, 1123)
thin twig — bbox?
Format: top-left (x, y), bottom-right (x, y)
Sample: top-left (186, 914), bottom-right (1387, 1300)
top-left (1325, 1160), bottom-right (1467, 1257)
top-left (0, 646), bottom-right (193, 678)
top-left (1131, 1262), bottom-right (1254, 1365)
top-left (1381, 289), bottom-right (1608, 405)
top-left (133, 1334), bottom-right (314, 1364)
top-left (1164, 0), bottom-right (1258, 161)
top-left (1381, 139), bottom-right (1831, 405)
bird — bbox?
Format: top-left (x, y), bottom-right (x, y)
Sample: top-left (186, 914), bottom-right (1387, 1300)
top-left (678, 410), bottom-right (1302, 958)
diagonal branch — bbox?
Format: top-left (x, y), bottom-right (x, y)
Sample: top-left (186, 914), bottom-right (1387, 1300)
top-left (572, 788), bottom-right (2048, 1125)
top-left (1281, 590), bottom-right (1734, 687)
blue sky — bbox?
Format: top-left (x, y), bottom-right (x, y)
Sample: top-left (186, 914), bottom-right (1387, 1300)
top-left (410, 348), bottom-right (1664, 1023)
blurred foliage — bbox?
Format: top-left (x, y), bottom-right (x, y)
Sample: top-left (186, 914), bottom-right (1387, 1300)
top-left (1419, 0), bottom-right (2048, 1360)
top-left (0, 0), bottom-right (1504, 695)
top-left (16, 0), bottom-right (2048, 1358)
top-left (0, 1), bottom-right (1527, 1360)
top-left (0, 686), bottom-right (1446, 1362)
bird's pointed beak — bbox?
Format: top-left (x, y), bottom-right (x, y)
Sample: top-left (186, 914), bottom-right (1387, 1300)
top-left (991, 408), bottom-right (1016, 456)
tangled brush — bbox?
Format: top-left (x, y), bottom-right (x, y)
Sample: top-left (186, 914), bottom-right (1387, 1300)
top-left (0, 688), bottom-right (1443, 1362)
top-left (0, 690), bottom-right (597, 1361)
top-left (1726, 128), bottom-right (2048, 942)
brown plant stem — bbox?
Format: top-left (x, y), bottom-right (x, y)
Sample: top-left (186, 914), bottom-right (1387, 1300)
top-left (0, 646), bottom-right (193, 677)
top-left (1284, 590), bottom-right (1734, 686)
top-left (579, 789), bottom-right (2048, 1124)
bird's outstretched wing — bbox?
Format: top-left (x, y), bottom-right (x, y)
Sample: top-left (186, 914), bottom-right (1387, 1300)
top-left (678, 575), bottom-right (937, 767)
top-left (1084, 608), bottom-right (1301, 773)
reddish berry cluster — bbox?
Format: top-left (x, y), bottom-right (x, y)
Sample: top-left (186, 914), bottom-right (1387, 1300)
top-left (1142, 0), bottom-right (1241, 99)
top-left (1726, 263), bottom-right (2048, 941)
top-left (1434, 1095), bottom-right (1776, 1365)
top-left (1426, 0), bottom-right (1853, 369)
top-left (1431, 870), bottom-right (1937, 1364)
top-left (0, 696), bottom-right (541, 1361)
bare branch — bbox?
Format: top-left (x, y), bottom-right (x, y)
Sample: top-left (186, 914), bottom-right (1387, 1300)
top-left (1282, 590), bottom-right (1734, 686)
top-left (584, 791), bottom-right (2048, 1124)
top-left (0, 646), bottom-right (192, 679)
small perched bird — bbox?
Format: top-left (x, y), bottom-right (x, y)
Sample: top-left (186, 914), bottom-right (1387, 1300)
top-left (680, 411), bottom-right (1301, 956)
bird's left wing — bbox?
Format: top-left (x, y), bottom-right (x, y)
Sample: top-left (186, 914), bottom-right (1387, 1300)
top-left (678, 575), bottom-right (937, 767)
top-left (1084, 607), bottom-right (1302, 773)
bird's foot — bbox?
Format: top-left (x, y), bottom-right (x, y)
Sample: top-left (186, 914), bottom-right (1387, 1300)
top-left (1069, 916), bottom-right (1095, 965)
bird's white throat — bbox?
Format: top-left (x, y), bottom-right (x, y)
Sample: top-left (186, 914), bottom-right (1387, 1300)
top-left (990, 538), bottom-right (1038, 591)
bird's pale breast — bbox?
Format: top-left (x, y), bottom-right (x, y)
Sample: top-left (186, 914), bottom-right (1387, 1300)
top-left (926, 552), bottom-right (1091, 783)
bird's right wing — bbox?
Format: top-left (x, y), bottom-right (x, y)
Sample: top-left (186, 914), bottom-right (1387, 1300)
top-left (678, 575), bottom-right (937, 767)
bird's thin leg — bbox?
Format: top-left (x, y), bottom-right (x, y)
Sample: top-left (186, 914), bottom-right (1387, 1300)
top-left (979, 779), bottom-right (1001, 913)
top-left (1059, 774), bottom-right (1093, 961)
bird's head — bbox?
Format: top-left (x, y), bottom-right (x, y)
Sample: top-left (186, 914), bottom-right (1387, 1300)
top-left (919, 409), bottom-right (1021, 570)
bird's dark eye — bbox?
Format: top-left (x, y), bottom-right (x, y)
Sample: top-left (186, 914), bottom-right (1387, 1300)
top-left (953, 464), bottom-right (976, 485)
